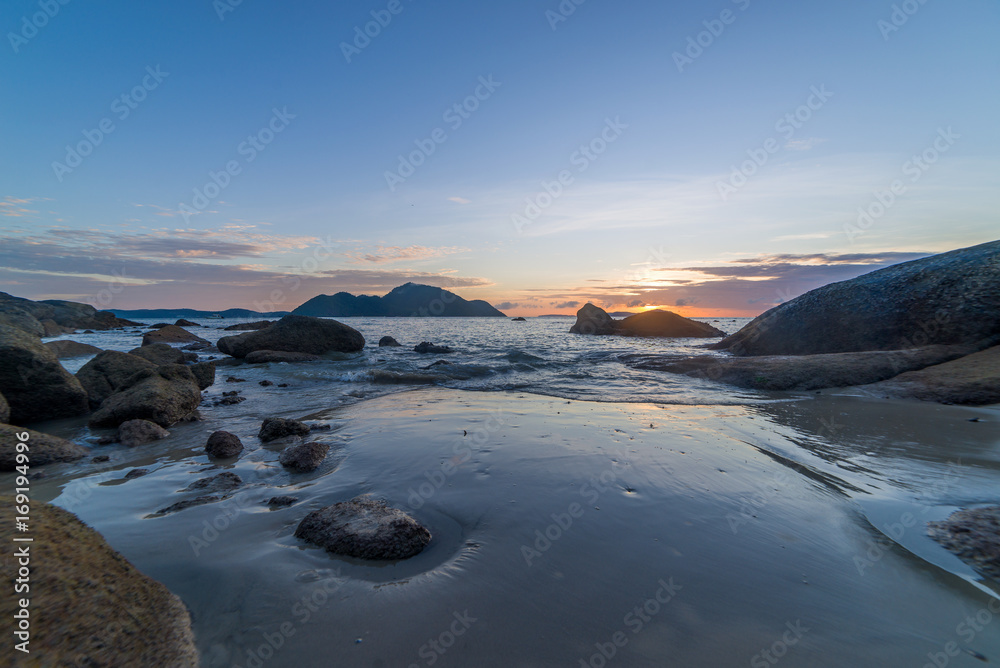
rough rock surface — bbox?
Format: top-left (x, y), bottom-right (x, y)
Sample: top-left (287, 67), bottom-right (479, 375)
top-left (118, 419), bottom-right (171, 447)
top-left (712, 240), bottom-right (1000, 356)
top-left (142, 325), bottom-right (209, 346)
top-left (76, 350), bottom-right (157, 408)
top-left (245, 350), bottom-right (321, 364)
top-left (89, 365), bottom-right (202, 428)
top-left (414, 342), bottom-right (453, 354)
top-left (615, 310), bottom-right (725, 338)
top-left (129, 343), bottom-right (197, 366)
top-left (0, 424), bottom-right (89, 470)
top-left (43, 340), bottom-right (103, 358)
top-left (0, 292), bottom-right (139, 332)
top-left (259, 417), bottom-right (311, 442)
top-left (279, 441), bottom-right (330, 472)
top-left (378, 336), bottom-right (402, 347)
top-left (217, 315), bottom-right (364, 358)
top-left (0, 500), bottom-right (199, 666)
top-left (862, 345), bottom-right (1000, 405)
top-left (0, 308), bottom-right (46, 337)
top-left (569, 303), bottom-right (617, 335)
top-left (190, 361), bottom-right (216, 390)
top-left (0, 323), bottom-right (90, 423)
top-left (206, 430), bottom-right (244, 458)
top-left (157, 495), bottom-right (223, 515)
top-left (268, 496), bottom-right (298, 507)
top-left (295, 496), bottom-right (431, 560)
top-left (628, 344), bottom-right (979, 392)
top-left (928, 506), bottom-right (1000, 580)
top-left (184, 471), bottom-right (243, 493)
top-left (224, 320), bottom-right (274, 331)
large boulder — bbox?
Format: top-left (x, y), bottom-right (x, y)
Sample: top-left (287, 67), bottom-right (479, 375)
top-left (628, 344), bottom-right (977, 392)
top-left (245, 350), bottom-right (321, 364)
top-left (0, 307), bottom-right (46, 337)
top-left (217, 315), bottom-right (364, 358)
top-left (142, 325), bottom-right (208, 346)
top-left (713, 240), bottom-right (1000, 356)
top-left (129, 343), bottom-right (197, 365)
top-left (190, 361), bottom-right (216, 390)
top-left (295, 496), bottom-right (431, 560)
top-left (862, 345), bottom-right (1000, 405)
top-left (0, 424), bottom-right (89, 470)
top-left (378, 336), bottom-right (402, 347)
top-left (44, 340), bottom-right (103, 359)
top-left (569, 303), bottom-right (617, 335)
top-left (0, 324), bottom-right (90, 424)
top-left (205, 431), bottom-right (244, 458)
top-left (615, 310), bottom-right (725, 338)
top-left (279, 441), bottom-right (330, 473)
top-left (118, 419), bottom-right (170, 447)
top-left (928, 506), bottom-right (1000, 580)
top-left (76, 351), bottom-right (156, 408)
top-left (175, 319), bottom-right (201, 327)
top-left (224, 320), bottom-right (274, 331)
top-left (0, 292), bottom-right (138, 331)
top-left (89, 365), bottom-right (202, 428)
top-left (0, 500), bottom-right (199, 665)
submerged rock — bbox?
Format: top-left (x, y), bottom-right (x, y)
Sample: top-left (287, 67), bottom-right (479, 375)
top-left (279, 441), bottom-right (330, 473)
top-left (89, 365), bottom-right (202, 428)
top-left (205, 431), bottom-right (244, 458)
top-left (157, 495), bottom-right (223, 515)
top-left (259, 417), bottom-right (311, 442)
top-left (142, 325), bottom-right (209, 347)
top-left (713, 239), bottom-right (1000, 356)
top-left (0, 324), bottom-right (90, 423)
top-left (118, 419), bottom-right (170, 447)
top-left (295, 496), bottom-right (431, 560)
top-left (76, 350), bottom-right (157, 408)
top-left (184, 471), bottom-right (243, 493)
top-left (0, 500), bottom-right (199, 665)
top-left (217, 314), bottom-right (364, 358)
top-left (124, 468), bottom-right (150, 480)
top-left (928, 506), bottom-right (1000, 580)
top-left (862, 345), bottom-right (1000, 405)
top-left (44, 340), bottom-right (103, 359)
top-left (268, 495), bottom-right (298, 507)
top-left (0, 424), bottom-right (89, 471)
top-left (378, 336), bottom-right (402, 347)
top-left (245, 350), bottom-right (321, 364)
top-left (414, 342), bottom-right (453, 354)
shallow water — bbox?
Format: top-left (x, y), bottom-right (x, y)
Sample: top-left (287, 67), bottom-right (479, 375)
top-left (17, 319), bottom-right (1000, 666)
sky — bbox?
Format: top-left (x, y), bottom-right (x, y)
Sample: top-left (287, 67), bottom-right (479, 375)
top-left (1, 0), bottom-right (998, 317)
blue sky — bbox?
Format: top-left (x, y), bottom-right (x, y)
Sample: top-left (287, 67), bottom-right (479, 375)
top-left (2, 0), bottom-right (998, 315)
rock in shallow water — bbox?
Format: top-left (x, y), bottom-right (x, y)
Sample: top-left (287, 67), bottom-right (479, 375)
top-left (928, 506), bottom-right (1000, 580)
top-left (0, 323), bottom-right (90, 423)
top-left (295, 496), bottom-right (431, 560)
top-left (217, 314), bottom-right (364, 358)
top-left (44, 339), bottom-right (103, 359)
top-left (414, 341), bottom-right (453, 354)
top-left (279, 441), bottom-right (330, 472)
top-left (378, 336), bottom-right (402, 347)
top-left (117, 419), bottom-right (170, 447)
top-left (0, 424), bottom-right (88, 471)
top-left (88, 364), bottom-right (202, 428)
top-left (206, 430), bottom-right (244, 458)
top-left (184, 471), bottom-right (243, 493)
top-left (259, 417), bottom-right (311, 442)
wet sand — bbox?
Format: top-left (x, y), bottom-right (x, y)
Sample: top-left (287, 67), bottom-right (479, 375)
top-left (22, 389), bottom-right (1000, 667)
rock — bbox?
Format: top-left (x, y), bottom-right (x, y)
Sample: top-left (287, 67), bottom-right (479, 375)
top-left (295, 496), bottom-right (432, 560)
top-left (184, 471), bottom-right (243, 493)
top-left (76, 351), bottom-right (157, 408)
top-left (0, 392), bottom-right (8, 424)
top-left (245, 350), bottom-right (321, 364)
top-left (157, 495), bottom-right (222, 515)
top-left (0, 308), bottom-right (46, 337)
top-left (175, 319), bottom-right (201, 327)
top-left (128, 343), bottom-right (198, 366)
top-left (41, 318), bottom-right (75, 337)
top-left (125, 468), bottom-right (150, 480)
top-left (0, 500), bottom-right (199, 665)
top-left (511, 317), bottom-right (527, 322)
top-left (148, 323), bottom-right (171, 329)
top-left (225, 376), bottom-right (246, 383)
top-left (0, 292), bottom-right (138, 333)
top-left (378, 336), bottom-right (402, 347)
top-left (142, 325), bottom-right (209, 347)
top-left (118, 419), bottom-right (170, 447)
top-left (206, 431), bottom-right (244, 458)
top-left (928, 506), bottom-right (1000, 580)
top-left (217, 314), bottom-right (364, 358)
top-left (182, 342), bottom-right (216, 352)
top-left (190, 361), bottom-right (216, 390)
top-left (89, 365), bottom-right (203, 428)
top-left (84, 329), bottom-right (95, 333)
top-left (259, 380), bottom-right (274, 387)
top-left (259, 417), bottom-right (311, 442)
top-left (211, 392), bottom-right (246, 406)
top-left (629, 344), bottom-right (978, 392)
top-left (278, 383), bottom-right (289, 388)
top-left (92, 455), bottom-right (110, 463)
top-left (0, 324), bottom-right (90, 423)
top-left (414, 342), bottom-right (453, 354)
top-left (43, 340), bottom-right (103, 358)
top-left (279, 442), bottom-right (330, 472)
top-left (569, 303), bottom-right (618, 335)
top-left (0, 424), bottom-right (89, 470)
top-left (268, 496), bottom-right (298, 507)
top-left (862, 345), bottom-right (1000, 405)
top-left (615, 310), bottom-right (725, 338)
top-left (215, 357), bottom-right (245, 367)
top-left (713, 240), bottom-right (1000, 356)
top-left (422, 360), bottom-right (452, 369)
top-left (223, 320), bottom-right (274, 331)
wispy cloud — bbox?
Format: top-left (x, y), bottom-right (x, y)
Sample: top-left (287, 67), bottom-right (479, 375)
top-left (348, 245), bottom-right (468, 264)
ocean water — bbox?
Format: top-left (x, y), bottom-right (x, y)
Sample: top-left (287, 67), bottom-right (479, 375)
top-left (53, 316), bottom-right (761, 408)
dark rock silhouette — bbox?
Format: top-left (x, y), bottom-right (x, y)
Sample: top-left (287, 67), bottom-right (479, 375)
top-left (293, 283), bottom-right (505, 317)
top-left (218, 315), bottom-right (364, 358)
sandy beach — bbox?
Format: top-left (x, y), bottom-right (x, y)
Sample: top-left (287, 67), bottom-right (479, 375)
top-left (18, 387), bottom-right (1000, 667)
